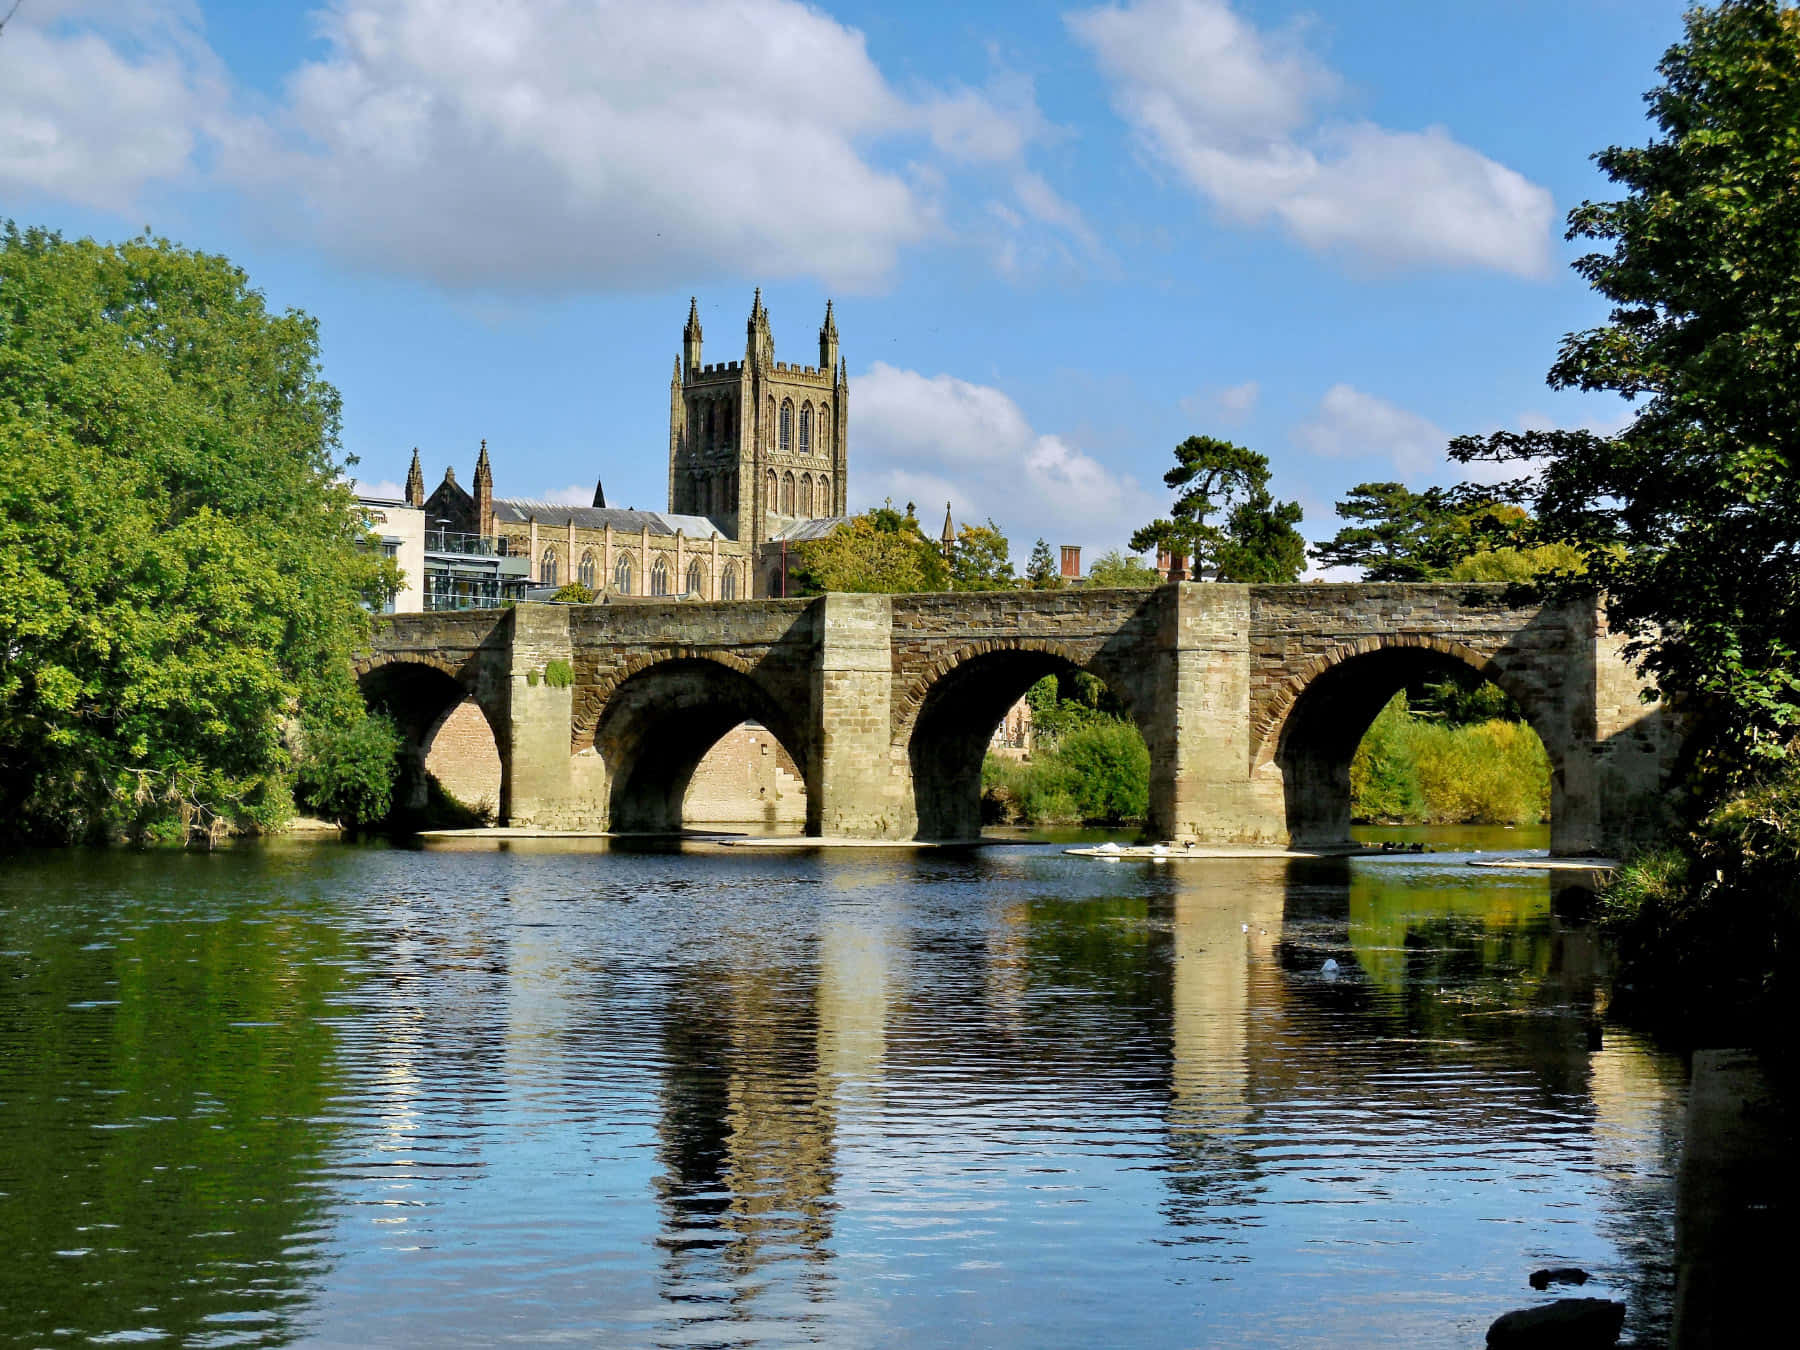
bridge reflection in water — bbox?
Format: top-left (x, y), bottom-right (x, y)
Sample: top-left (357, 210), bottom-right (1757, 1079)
top-left (359, 583), bottom-right (1682, 855)
top-left (0, 842), bottom-right (1692, 1346)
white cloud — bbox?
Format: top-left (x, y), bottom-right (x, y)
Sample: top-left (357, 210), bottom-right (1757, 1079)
top-left (0, 1), bottom-right (221, 209)
top-left (351, 477), bottom-right (407, 500)
top-left (1068, 0), bottom-right (1553, 277)
top-left (206, 0), bottom-right (1067, 291)
top-left (1294, 383), bottom-right (1446, 474)
top-left (544, 483), bottom-right (597, 507)
top-left (852, 361), bottom-right (1157, 552)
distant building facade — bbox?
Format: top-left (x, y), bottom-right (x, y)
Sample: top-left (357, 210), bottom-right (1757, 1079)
top-left (393, 293), bottom-right (850, 610)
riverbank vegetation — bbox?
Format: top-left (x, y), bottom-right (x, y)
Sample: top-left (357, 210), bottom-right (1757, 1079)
top-left (983, 675), bottom-right (1149, 826)
top-left (0, 225), bottom-right (397, 845)
top-left (1350, 693), bottom-right (1549, 827)
top-left (1441, 1), bottom-right (1800, 1035)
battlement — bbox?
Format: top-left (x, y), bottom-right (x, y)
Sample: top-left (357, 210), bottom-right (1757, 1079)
top-left (693, 361), bottom-right (743, 379)
top-left (772, 361), bottom-right (831, 380)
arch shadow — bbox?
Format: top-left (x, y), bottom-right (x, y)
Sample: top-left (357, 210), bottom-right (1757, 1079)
top-left (1266, 642), bottom-right (1561, 847)
top-left (591, 657), bottom-right (814, 834)
top-left (905, 644), bottom-right (1150, 841)
top-left (356, 658), bottom-right (506, 816)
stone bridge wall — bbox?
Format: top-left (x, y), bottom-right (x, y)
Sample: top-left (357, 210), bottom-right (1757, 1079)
top-left (360, 583), bottom-right (1680, 853)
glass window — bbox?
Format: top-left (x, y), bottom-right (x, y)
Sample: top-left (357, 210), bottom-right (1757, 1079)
top-left (541, 548), bottom-right (558, 588)
top-left (721, 564), bottom-right (737, 600)
top-left (614, 554), bottom-right (632, 594)
top-left (652, 556), bottom-right (670, 596)
top-left (799, 405), bottom-right (812, 454)
top-left (780, 400), bottom-right (793, 452)
top-left (687, 560), bottom-right (705, 596)
top-left (578, 551), bottom-right (596, 589)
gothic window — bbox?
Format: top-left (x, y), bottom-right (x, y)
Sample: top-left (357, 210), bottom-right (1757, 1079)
top-left (703, 404), bottom-right (714, 447)
top-left (614, 553), bottom-right (632, 595)
top-left (768, 397), bottom-right (776, 448)
top-left (799, 474), bottom-right (813, 518)
top-left (721, 563), bottom-right (737, 600)
top-left (799, 404), bottom-right (812, 455)
top-left (578, 550), bottom-right (596, 589)
top-left (695, 475), bottom-right (709, 516)
top-left (766, 468), bottom-right (778, 509)
top-left (652, 556), bottom-right (670, 596)
top-left (781, 471), bottom-right (795, 514)
top-left (780, 399), bottom-right (794, 453)
top-left (687, 559), bottom-right (705, 596)
top-left (541, 548), bottom-right (559, 588)
top-left (818, 474), bottom-right (831, 511)
top-left (819, 406), bottom-right (830, 450)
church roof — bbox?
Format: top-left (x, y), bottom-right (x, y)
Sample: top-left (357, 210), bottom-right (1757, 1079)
top-left (658, 513), bottom-right (729, 540)
top-left (493, 500), bottom-right (675, 533)
top-left (767, 515), bottom-right (850, 543)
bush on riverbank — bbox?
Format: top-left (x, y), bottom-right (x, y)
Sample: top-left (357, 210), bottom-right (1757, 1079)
top-left (984, 720), bottom-right (1150, 826)
top-left (1601, 766), bottom-right (1800, 1037)
top-left (1351, 694), bottom-right (1549, 826)
top-left (294, 714), bottom-right (403, 827)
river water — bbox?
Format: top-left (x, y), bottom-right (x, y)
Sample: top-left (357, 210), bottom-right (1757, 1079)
top-left (0, 830), bottom-right (1686, 1347)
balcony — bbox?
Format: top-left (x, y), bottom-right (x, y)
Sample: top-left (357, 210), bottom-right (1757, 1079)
top-left (425, 530), bottom-right (506, 557)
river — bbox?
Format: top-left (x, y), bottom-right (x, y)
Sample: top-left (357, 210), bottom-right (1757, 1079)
top-left (0, 828), bottom-right (1686, 1347)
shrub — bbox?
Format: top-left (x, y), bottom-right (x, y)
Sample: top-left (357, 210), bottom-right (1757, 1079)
top-left (293, 712), bottom-right (401, 826)
top-left (551, 582), bottom-right (594, 603)
top-left (1350, 693), bottom-right (1549, 825)
top-left (543, 659), bottom-right (574, 689)
top-left (1055, 721), bottom-right (1150, 822)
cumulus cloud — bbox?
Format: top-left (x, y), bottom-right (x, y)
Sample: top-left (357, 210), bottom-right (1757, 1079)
top-left (1294, 383), bottom-right (1447, 475)
top-left (852, 361), bottom-right (1157, 551)
top-left (0, 1), bottom-right (222, 209)
top-left (1182, 379), bottom-right (1260, 420)
top-left (1068, 0), bottom-right (1554, 277)
top-left (209, 0), bottom-right (1067, 291)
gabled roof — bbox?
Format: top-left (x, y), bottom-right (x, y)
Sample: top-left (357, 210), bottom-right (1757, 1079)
top-left (493, 500), bottom-right (674, 534)
top-left (767, 515), bottom-right (849, 543)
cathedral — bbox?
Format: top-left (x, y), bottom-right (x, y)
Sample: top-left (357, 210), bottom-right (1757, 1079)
top-left (400, 292), bottom-right (849, 605)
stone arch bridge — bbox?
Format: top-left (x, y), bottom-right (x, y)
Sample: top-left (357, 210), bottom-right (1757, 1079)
top-left (356, 585), bottom-right (1679, 854)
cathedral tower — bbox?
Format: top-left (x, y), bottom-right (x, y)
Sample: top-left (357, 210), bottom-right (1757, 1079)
top-left (668, 293), bottom-right (848, 546)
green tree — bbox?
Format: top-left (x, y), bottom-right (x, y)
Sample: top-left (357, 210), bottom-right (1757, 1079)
top-left (792, 506), bottom-right (947, 594)
top-left (1025, 538), bottom-right (1061, 589)
top-left (949, 519), bottom-right (1016, 590)
top-left (1450, 0), bottom-right (1800, 770)
top-left (1086, 549), bottom-right (1162, 587)
top-left (1130, 435), bottom-right (1304, 581)
top-left (0, 225), bottom-right (394, 844)
top-left (1313, 481), bottom-right (1544, 580)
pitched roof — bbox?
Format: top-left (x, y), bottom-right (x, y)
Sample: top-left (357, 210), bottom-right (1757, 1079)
top-left (493, 500), bottom-right (675, 534)
top-left (767, 515), bottom-right (850, 542)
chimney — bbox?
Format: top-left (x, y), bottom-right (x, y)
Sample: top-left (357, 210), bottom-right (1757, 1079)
top-left (1060, 545), bottom-right (1081, 580)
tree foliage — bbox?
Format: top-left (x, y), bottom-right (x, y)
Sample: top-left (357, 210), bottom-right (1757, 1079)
top-left (293, 713), bottom-right (401, 826)
top-left (1086, 550), bottom-right (1161, 588)
top-left (0, 225), bottom-right (394, 844)
top-left (1024, 538), bottom-right (1061, 589)
top-left (792, 504), bottom-right (947, 594)
top-left (1312, 481), bottom-right (1551, 581)
top-left (949, 519), bottom-right (1016, 590)
top-left (1449, 0), bottom-right (1800, 771)
top-left (1130, 435), bottom-right (1305, 582)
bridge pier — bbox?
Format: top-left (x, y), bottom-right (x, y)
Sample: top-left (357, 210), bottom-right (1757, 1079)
top-left (812, 594), bottom-right (912, 839)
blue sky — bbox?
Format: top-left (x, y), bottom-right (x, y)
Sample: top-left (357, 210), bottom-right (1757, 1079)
top-left (1, 0), bottom-right (1688, 564)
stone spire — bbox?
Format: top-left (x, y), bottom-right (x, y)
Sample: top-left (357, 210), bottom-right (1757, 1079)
top-left (592, 477), bottom-right (607, 509)
top-left (405, 447), bottom-right (424, 507)
top-left (747, 287), bottom-right (772, 369)
top-left (473, 438), bottom-right (494, 537)
top-left (683, 296), bottom-right (703, 376)
top-left (940, 502), bottom-right (955, 555)
top-left (819, 298), bottom-right (839, 371)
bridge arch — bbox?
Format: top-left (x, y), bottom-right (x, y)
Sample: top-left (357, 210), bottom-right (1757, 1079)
top-left (587, 655), bottom-right (813, 834)
top-left (899, 638), bottom-right (1154, 841)
top-left (1255, 635), bottom-right (1564, 846)
top-left (352, 654), bottom-right (507, 817)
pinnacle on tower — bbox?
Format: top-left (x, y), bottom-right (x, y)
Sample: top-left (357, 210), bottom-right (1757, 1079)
top-left (683, 297), bottom-right (703, 375)
top-left (405, 447), bottom-right (425, 507)
top-left (819, 298), bottom-right (839, 371)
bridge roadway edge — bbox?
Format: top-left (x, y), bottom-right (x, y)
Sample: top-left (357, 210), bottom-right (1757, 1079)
top-left (361, 583), bottom-right (1681, 854)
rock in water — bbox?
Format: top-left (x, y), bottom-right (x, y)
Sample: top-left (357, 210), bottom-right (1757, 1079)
top-left (1486, 1298), bottom-right (1625, 1348)
top-left (1530, 1267), bottom-right (1591, 1291)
